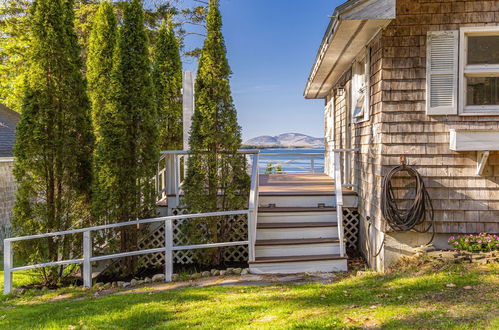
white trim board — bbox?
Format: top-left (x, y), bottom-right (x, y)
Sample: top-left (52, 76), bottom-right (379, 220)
top-left (449, 129), bottom-right (499, 151)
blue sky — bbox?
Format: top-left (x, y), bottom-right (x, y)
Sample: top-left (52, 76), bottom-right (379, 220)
top-left (181, 0), bottom-right (342, 141)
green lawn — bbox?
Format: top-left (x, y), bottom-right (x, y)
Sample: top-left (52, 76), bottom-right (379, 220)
top-left (0, 258), bottom-right (497, 329)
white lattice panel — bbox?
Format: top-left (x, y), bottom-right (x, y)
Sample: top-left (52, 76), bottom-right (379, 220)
top-left (343, 208), bottom-right (360, 249)
top-left (139, 208), bottom-right (248, 267)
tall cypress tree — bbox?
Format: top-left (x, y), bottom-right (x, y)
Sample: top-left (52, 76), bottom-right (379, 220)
top-left (13, 0), bottom-right (93, 284)
top-left (183, 0), bottom-right (249, 264)
top-left (87, 0), bottom-right (118, 224)
top-left (93, 0), bottom-right (158, 275)
top-left (152, 19), bottom-right (183, 151)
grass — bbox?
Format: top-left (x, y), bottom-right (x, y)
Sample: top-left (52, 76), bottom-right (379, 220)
top-left (0, 257), bottom-right (497, 329)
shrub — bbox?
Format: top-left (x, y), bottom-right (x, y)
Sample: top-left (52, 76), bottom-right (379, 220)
top-left (448, 233), bottom-right (499, 252)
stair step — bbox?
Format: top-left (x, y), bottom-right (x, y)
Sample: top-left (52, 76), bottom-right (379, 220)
top-left (249, 254), bottom-right (346, 264)
top-left (255, 238), bottom-right (339, 246)
top-left (258, 207), bottom-right (336, 213)
top-left (257, 222), bottom-right (337, 229)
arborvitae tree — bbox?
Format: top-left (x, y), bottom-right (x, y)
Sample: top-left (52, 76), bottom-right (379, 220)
top-left (152, 19), bottom-right (183, 151)
top-left (13, 0), bottom-right (93, 285)
top-left (94, 0), bottom-right (159, 275)
top-left (183, 0), bottom-right (249, 265)
top-left (87, 1), bottom-right (118, 224)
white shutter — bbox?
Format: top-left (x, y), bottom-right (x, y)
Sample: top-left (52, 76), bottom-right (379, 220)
top-left (426, 31), bottom-right (459, 115)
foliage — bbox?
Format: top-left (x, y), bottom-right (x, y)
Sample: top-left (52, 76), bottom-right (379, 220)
top-left (152, 19), bottom-right (183, 151)
top-left (12, 0), bottom-right (93, 285)
top-left (1, 260), bottom-right (498, 328)
top-left (91, 0), bottom-right (159, 276)
top-left (448, 233), bottom-right (499, 252)
top-left (265, 162), bottom-right (283, 174)
top-left (0, 0), bottom-right (30, 112)
top-left (183, 0), bottom-right (249, 265)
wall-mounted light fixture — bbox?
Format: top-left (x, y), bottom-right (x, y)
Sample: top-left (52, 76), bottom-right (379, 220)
top-left (335, 87), bottom-right (345, 96)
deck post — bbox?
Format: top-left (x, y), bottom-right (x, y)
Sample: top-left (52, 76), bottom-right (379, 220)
top-left (164, 219), bottom-right (173, 282)
top-left (3, 239), bottom-right (12, 295)
top-left (333, 151), bottom-right (346, 257)
top-left (83, 231), bottom-right (92, 288)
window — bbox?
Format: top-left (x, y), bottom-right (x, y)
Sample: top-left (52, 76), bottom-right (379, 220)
top-left (460, 27), bottom-right (499, 115)
top-left (351, 49), bottom-right (370, 123)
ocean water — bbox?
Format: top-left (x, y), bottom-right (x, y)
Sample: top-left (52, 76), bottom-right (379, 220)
top-left (257, 148), bottom-right (325, 174)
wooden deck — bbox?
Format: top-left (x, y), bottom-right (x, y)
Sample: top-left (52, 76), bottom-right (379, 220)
top-left (259, 174), bottom-right (355, 196)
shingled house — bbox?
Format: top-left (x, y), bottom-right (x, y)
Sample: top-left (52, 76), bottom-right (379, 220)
top-left (305, 0), bottom-right (499, 270)
top-left (0, 104), bottom-right (19, 238)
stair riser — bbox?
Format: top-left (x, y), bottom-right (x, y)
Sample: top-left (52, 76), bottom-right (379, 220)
top-left (259, 195), bottom-right (358, 208)
top-left (250, 259), bottom-right (348, 274)
top-left (258, 212), bottom-right (337, 223)
top-left (255, 243), bottom-right (341, 258)
top-left (256, 227), bottom-right (338, 240)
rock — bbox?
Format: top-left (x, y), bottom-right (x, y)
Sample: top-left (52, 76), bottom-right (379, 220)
top-left (122, 282), bottom-right (131, 288)
top-left (226, 267), bottom-right (234, 274)
top-left (201, 271), bottom-right (211, 277)
top-left (211, 269), bottom-right (220, 276)
top-left (232, 268), bottom-right (242, 275)
top-left (94, 282), bottom-right (104, 289)
top-left (241, 269), bottom-right (249, 275)
top-left (219, 270), bottom-right (227, 276)
top-left (13, 288), bottom-right (26, 295)
top-left (152, 274), bottom-right (165, 282)
top-left (117, 281), bottom-right (125, 288)
top-left (111, 282), bottom-right (118, 288)
top-left (102, 283), bottom-right (111, 289)
top-left (190, 273), bottom-right (202, 280)
top-left (130, 279), bottom-right (139, 286)
top-left (137, 280), bottom-right (144, 285)
top-left (446, 283), bottom-right (456, 288)
top-left (172, 274), bottom-right (179, 281)
top-left (463, 286), bottom-right (473, 290)
top-left (144, 277), bottom-right (152, 283)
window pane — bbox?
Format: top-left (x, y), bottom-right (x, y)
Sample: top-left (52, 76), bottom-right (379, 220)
top-left (466, 77), bottom-right (499, 106)
top-left (467, 35), bottom-right (499, 65)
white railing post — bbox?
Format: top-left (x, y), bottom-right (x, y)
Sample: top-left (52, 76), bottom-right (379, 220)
top-left (83, 231), bottom-right (92, 288)
top-left (311, 157), bottom-right (315, 174)
top-left (4, 239), bottom-right (12, 295)
top-left (248, 152), bottom-right (259, 262)
top-left (333, 151), bottom-right (346, 257)
top-left (164, 219), bottom-right (173, 282)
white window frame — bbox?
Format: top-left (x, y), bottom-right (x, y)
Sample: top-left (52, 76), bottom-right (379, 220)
top-left (351, 48), bottom-right (370, 123)
top-left (459, 26), bottom-right (499, 115)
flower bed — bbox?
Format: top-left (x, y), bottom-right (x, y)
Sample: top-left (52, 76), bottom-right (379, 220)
top-left (448, 233), bottom-right (498, 252)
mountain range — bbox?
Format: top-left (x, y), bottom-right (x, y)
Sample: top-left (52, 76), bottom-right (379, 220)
top-left (244, 133), bottom-right (324, 148)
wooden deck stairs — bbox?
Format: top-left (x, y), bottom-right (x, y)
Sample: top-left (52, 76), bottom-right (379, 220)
top-left (249, 174), bottom-right (357, 274)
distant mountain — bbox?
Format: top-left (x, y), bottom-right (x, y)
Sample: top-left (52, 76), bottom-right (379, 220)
top-left (244, 133), bottom-right (324, 148)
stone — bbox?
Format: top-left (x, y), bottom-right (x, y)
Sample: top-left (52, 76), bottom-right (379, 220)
top-left (130, 279), bottom-right (139, 286)
top-left (152, 274), bottom-right (165, 282)
top-left (94, 282), bottom-right (104, 289)
top-left (241, 269), bottom-right (249, 275)
top-left (122, 282), bottom-right (131, 288)
top-left (111, 282), bottom-right (118, 288)
top-left (211, 269), bottom-right (220, 276)
top-left (116, 281), bottom-right (125, 288)
top-left (226, 267), bottom-right (234, 274)
top-left (201, 271), bottom-right (211, 277)
top-left (102, 283), bottom-right (112, 289)
top-left (172, 274), bottom-right (179, 281)
top-left (144, 277), bottom-right (152, 283)
top-left (190, 273), bottom-right (202, 280)
top-left (219, 270), bottom-right (227, 276)
top-left (137, 280), bottom-right (144, 285)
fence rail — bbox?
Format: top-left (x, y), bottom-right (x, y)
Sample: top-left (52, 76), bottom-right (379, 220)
top-left (3, 210), bottom-right (250, 295)
top-left (259, 152), bottom-right (324, 174)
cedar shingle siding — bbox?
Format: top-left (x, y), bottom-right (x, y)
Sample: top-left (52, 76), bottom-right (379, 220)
top-left (326, 0), bottom-right (499, 235)
top-left (0, 104), bottom-right (19, 157)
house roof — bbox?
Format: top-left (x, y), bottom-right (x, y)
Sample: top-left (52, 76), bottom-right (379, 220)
top-left (0, 104), bottom-right (20, 157)
top-left (304, 0), bottom-right (396, 99)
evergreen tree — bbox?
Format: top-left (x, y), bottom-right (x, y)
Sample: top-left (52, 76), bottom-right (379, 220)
top-left (13, 0), bottom-right (93, 285)
top-left (152, 19), bottom-right (183, 151)
top-left (86, 0), bottom-right (118, 224)
top-left (93, 0), bottom-right (159, 275)
top-left (183, 0), bottom-right (249, 265)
